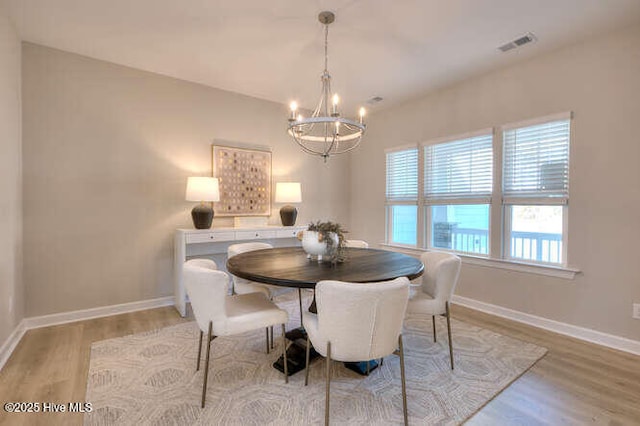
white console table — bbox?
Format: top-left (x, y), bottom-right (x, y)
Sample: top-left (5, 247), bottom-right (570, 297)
top-left (174, 226), bottom-right (305, 316)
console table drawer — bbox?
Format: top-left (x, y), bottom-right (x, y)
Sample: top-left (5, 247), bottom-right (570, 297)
top-left (235, 230), bottom-right (277, 240)
top-left (186, 231), bottom-right (236, 244)
top-left (276, 228), bottom-right (301, 238)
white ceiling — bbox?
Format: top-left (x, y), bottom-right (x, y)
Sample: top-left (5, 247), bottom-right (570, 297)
top-left (3, 0), bottom-right (640, 113)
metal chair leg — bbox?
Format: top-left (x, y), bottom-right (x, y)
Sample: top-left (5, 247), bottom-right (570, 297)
top-left (432, 315), bottom-right (437, 342)
top-left (445, 301), bottom-right (454, 370)
top-left (196, 330), bottom-right (203, 371)
top-left (399, 334), bottom-right (408, 426)
top-left (304, 333), bottom-right (311, 386)
top-left (366, 359), bottom-right (370, 375)
top-left (325, 341), bottom-right (332, 426)
top-left (270, 325), bottom-right (274, 349)
top-left (298, 288), bottom-right (304, 326)
top-left (282, 324), bottom-right (288, 383)
top-left (201, 322), bottom-right (213, 408)
top-left (265, 327), bottom-right (270, 354)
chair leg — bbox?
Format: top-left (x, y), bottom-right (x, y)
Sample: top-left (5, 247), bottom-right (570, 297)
top-left (201, 322), bottom-right (213, 408)
top-left (325, 341), bottom-right (332, 426)
top-left (270, 325), bottom-right (274, 349)
top-left (281, 324), bottom-right (288, 383)
top-left (432, 315), bottom-right (437, 342)
top-left (196, 330), bottom-right (203, 371)
top-left (445, 301), bottom-right (454, 370)
top-left (366, 359), bottom-right (370, 376)
top-left (267, 294), bottom-right (276, 350)
top-left (265, 327), bottom-right (270, 354)
top-left (304, 333), bottom-right (311, 386)
top-left (399, 334), bottom-right (408, 426)
top-left (298, 288), bottom-right (304, 326)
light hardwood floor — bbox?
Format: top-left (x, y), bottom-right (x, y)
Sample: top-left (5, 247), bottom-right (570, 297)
top-left (1, 304), bottom-right (639, 425)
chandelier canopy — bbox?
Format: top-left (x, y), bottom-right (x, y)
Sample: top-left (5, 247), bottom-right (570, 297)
top-left (287, 11), bottom-right (366, 161)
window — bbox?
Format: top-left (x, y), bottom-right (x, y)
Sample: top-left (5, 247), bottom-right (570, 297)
top-left (384, 112), bottom-right (571, 267)
top-left (502, 117), bottom-right (570, 264)
top-left (385, 147), bottom-right (418, 246)
top-left (429, 204), bottom-right (490, 254)
top-left (424, 132), bottom-right (493, 255)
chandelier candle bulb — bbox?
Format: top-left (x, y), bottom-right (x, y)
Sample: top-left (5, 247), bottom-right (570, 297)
top-left (359, 107), bottom-right (366, 124)
top-left (332, 94), bottom-right (339, 115)
top-left (289, 101), bottom-right (298, 120)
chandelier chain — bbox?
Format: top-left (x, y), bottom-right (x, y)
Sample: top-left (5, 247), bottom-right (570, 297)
top-left (324, 23), bottom-right (329, 72)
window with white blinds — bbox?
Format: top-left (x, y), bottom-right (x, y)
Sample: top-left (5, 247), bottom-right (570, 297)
top-left (424, 133), bottom-right (493, 201)
top-left (383, 113), bottom-right (572, 267)
top-left (503, 119), bottom-right (570, 203)
top-left (386, 148), bottom-right (418, 201)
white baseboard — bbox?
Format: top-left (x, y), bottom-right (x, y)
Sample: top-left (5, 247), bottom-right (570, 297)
top-left (23, 296), bottom-right (175, 329)
top-left (452, 295), bottom-right (640, 356)
top-left (0, 296), bottom-right (174, 371)
top-left (0, 320), bottom-right (27, 371)
top-left (4, 294), bottom-right (638, 371)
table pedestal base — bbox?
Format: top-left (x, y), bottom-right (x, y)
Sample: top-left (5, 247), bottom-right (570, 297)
top-left (273, 327), bottom-right (319, 376)
top-left (273, 328), bottom-right (381, 377)
top-left (344, 360), bottom-right (379, 375)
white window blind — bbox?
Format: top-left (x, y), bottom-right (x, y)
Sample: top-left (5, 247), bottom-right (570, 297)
top-left (424, 134), bottom-right (493, 201)
top-left (503, 119), bottom-right (570, 202)
top-left (386, 148), bottom-right (418, 201)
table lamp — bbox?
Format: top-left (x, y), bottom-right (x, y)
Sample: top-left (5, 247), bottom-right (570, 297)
top-left (186, 177), bottom-right (220, 229)
top-left (275, 182), bottom-right (302, 226)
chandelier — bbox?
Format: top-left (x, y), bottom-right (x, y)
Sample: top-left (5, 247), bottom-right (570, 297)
top-left (287, 11), bottom-right (366, 161)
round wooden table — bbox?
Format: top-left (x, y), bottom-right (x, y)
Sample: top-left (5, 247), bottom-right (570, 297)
top-left (226, 246), bottom-right (424, 288)
top-left (227, 246), bottom-right (424, 376)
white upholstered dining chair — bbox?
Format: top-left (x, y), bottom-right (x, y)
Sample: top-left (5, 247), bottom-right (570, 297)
top-left (406, 251), bottom-right (461, 369)
top-left (228, 242), bottom-right (298, 346)
top-left (303, 277), bottom-right (410, 426)
top-left (183, 258), bottom-right (289, 408)
top-left (227, 242), bottom-right (294, 298)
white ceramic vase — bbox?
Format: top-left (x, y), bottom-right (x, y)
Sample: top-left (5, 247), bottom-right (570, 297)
top-left (301, 230), bottom-right (339, 262)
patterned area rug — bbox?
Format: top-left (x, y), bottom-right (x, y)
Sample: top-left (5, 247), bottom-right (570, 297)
top-left (85, 292), bottom-right (546, 425)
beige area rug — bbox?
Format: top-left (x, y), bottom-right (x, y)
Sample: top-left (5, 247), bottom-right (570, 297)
top-left (85, 292), bottom-right (547, 425)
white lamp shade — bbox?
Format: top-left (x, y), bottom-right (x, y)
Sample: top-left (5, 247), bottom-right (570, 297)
top-left (186, 177), bottom-right (220, 202)
top-left (275, 182), bottom-right (302, 203)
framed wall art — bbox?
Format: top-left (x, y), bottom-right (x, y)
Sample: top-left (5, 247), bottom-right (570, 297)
top-left (211, 144), bottom-right (272, 216)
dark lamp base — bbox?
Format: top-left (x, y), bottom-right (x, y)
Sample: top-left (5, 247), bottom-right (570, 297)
top-left (280, 205), bottom-right (298, 226)
top-left (191, 204), bottom-right (214, 229)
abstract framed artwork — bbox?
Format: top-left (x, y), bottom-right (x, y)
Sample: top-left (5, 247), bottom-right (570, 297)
top-left (211, 144), bottom-right (272, 216)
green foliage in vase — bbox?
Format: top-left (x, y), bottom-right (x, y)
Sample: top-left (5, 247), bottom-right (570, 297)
top-left (307, 220), bottom-right (348, 263)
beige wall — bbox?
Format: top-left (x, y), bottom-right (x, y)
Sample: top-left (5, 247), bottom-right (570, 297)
top-left (350, 24), bottom-right (640, 341)
top-left (17, 22), bottom-right (640, 343)
top-left (0, 8), bottom-right (22, 345)
top-left (22, 43), bottom-right (350, 316)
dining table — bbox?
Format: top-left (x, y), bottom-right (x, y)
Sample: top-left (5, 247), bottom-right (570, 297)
top-left (226, 246), bottom-right (424, 375)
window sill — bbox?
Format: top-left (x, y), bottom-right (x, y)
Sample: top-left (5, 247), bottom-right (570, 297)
top-left (379, 243), bottom-right (581, 280)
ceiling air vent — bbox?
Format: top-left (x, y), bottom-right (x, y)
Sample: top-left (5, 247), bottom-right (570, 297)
top-left (367, 96), bottom-right (383, 105)
top-left (498, 32), bottom-right (537, 52)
